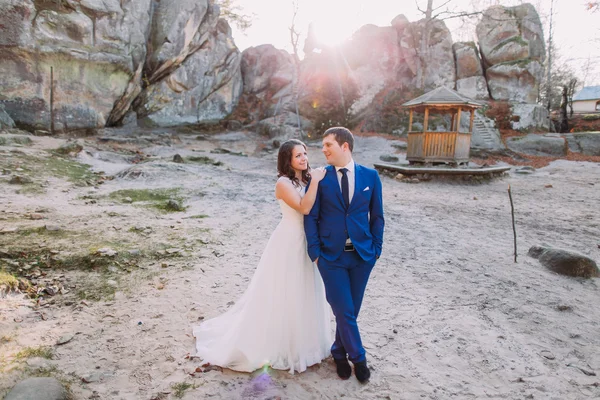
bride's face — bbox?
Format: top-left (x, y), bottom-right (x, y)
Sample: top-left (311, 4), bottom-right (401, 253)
top-left (290, 145), bottom-right (308, 172)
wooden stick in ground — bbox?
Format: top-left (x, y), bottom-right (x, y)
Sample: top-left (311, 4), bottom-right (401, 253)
top-left (50, 66), bottom-right (55, 135)
top-left (508, 184), bottom-right (517, 263)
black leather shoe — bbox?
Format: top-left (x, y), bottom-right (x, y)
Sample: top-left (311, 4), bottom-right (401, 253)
top-left (354, 361), bottom-right (370, 383)
top-left (334, 358), bottom-right (352, 380)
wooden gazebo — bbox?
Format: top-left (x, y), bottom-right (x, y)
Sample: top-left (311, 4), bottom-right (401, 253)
top-left (402, 86), bottom-right (482, 165)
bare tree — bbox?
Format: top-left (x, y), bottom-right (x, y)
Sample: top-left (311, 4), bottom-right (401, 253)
top-left (545, 0), bottom-right (555, 112)
top-left (216, 0), bottom-right (253, 31)
top-left (413, 0), bottom-right (482, 89)
top-left (559, 85), bottom-right (569, 133)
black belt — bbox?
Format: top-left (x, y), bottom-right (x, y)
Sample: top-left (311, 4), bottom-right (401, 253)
top-left (344, 243), bottom-right (355, 252)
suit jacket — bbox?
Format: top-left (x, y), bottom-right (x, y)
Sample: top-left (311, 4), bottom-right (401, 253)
top-left (304, 163), bottom-right (384, 262)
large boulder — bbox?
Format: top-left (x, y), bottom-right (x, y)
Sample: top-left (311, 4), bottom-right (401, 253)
top-left (400, 18), bottom-right (455, 90)
top-left (476, 4), bottom-right (545, 68)
top-left (0, 104), bottom-right (15, 129)
top-left (453, 42), bottom-right (489, 100)
top-left (564, 132), bottom-right (600, 156)
top-left (505, 133), bottom-right (566, 156)
top-left (486, 60), bottom-right (543, 103)
top-left (456, 76), bottom-right (490, 100)
top-left (529, 245), bottom-right (599, 279)
top-left (0, 0), bottom-right (152, 131)
top-left (136, 16), bottom-right (243, 127)
top-left (453, 42), bottom-right (483, 79)
top-left (236, 44), bottom-right (297, 122)
top-left (511, 103), bottom-right (550, 131)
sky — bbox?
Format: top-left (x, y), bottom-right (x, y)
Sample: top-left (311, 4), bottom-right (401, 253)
top-left (228, 0), bottom-right (600, 86)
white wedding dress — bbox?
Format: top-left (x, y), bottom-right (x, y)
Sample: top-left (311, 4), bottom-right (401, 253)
top-left (193, 178), bottom-right (333, 373)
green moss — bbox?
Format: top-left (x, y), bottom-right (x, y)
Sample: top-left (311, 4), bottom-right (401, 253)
top-left (109, 188), bottom-right (181, 203)
top-left (496, 58), bottom-right (533, 69)
top-left (491, 36), bottom-right (528, 55)
top-left (172, 382), bottom-right (196, 398)
top-left (0, 271), bottom-right (19, 291)
top-left (0, 152), bottom-right (96, 187)
top-left (76, 276), bottom-right (117, 301)
top-left (15, 346), bottom-right (54, 360)
top-left (108, 188), bottom-right (186, 213)
top-left (582, 114), bottom-right (600, 121)
top-left (187, 156), bottom-right (223, 166)
top-left (0, 135), bottom-right (33, 146)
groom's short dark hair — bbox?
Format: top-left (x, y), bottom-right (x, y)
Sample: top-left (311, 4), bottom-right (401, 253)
top-left (323, 127), bottom-right (354, 152)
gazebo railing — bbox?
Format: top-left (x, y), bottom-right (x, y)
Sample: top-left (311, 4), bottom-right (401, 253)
top-left (407, 131), bottom-right (471, 163)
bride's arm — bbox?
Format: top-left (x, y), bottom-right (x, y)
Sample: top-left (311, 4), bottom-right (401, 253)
top-left (275, 177), bottom-right (322, 215)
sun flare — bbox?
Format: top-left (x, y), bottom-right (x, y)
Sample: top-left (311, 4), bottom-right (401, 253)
top-left (311, 21), bottom-right (352, 47)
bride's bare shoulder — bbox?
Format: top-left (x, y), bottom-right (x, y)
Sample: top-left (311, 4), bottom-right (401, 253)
top-left (276, 176), bottom-right (294, 186)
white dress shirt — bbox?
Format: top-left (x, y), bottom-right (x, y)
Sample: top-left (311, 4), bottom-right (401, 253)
top-left (335, 159), bottom-right (355, 204)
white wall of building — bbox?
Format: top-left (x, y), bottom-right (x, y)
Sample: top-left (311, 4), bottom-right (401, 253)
top-left (572, 100), bottom-right (600, 113)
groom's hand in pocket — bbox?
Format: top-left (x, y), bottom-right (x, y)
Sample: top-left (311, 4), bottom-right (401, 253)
top-left (314, 257), bottom-right (319, 266)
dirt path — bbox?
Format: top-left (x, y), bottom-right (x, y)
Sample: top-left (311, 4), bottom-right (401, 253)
top-left (1, 129), bottom-right (599, 399)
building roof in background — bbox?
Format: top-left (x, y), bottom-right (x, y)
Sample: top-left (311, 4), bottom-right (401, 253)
top-left (573, 86), bottom-right (600, 101)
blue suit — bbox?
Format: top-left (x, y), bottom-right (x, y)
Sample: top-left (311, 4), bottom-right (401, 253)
top-left (305, 163), bottom-right (384, 363)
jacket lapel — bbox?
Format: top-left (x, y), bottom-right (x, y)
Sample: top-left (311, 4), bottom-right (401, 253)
top-left (326, 166), bottom-right (344, 205)
top-left (349, 164), bottom-right (363, 210)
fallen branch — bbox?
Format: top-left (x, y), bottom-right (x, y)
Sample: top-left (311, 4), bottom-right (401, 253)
top-left (508, 184), bottom-right (517, 263)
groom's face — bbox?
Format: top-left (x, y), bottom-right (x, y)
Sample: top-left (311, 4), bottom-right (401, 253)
top-left (322, 135), bottom-right (347, 166)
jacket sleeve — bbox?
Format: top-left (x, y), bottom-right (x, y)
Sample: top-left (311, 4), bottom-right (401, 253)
top-left (369, 170), bottom-right (385, 257)
top-left (304, 180), bottom-right (321, 261)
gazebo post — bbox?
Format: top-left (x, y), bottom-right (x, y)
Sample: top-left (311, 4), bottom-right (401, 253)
top-left (408, 109), bottom-right (413, 133)
top-left (423, 107), bottom-right (429, 132)
top-left (450, 112), bottom-right (455, 133)
top-left (456, 107), bottom-right (462, 132)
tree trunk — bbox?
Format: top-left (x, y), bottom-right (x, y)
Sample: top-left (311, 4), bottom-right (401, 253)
top-left (416, 0), bottom-right (434, 89)
top-left (559, 85), bottom-right (569, 133)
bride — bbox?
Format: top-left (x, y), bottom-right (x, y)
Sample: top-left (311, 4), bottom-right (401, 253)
top-left (193, 139), bottom-right (333, 373)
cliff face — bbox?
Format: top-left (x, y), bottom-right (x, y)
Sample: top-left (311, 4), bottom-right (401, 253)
top-left (0, 0), bottom-right (242, 132)
top-left (0, 2), bottom-right (547, 134)
top-left (237, 3), bottom-right (547, 136)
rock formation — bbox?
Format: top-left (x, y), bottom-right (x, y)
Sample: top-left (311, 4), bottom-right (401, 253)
top-left (0, 0), bottom-right (242, 131)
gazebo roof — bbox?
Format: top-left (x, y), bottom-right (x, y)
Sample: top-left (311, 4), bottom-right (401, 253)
top-left (403, 86), bottom-right (483, 109)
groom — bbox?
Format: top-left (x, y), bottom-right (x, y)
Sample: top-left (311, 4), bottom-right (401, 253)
top-left (305, 127), bottom-right (384, 383)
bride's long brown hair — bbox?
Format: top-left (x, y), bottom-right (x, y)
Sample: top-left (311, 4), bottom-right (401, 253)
top-left (277, 139), bottom-right (311, 186)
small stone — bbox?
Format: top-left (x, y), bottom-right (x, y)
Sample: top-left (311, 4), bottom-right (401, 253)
top-left (57, 333), bottom-right (75, 345)
top-left (161, 262), bottom-right (168, 268)
top-left (96, 248), bottom-right (117, 257)
top-left (173, 154), bottom-right (184, 163)
top-left (30, 213), bottom-right (44, 220)
top-left (4, 377), bottom-right (68, 400)
top-left (45, 225), bottom-right (61, 232)
top-left (9, 175), bottom-right (33, 185)
top-left (540, 350), bottom-right (555, 360)
top-left (379, 155), bottom-right (399, 163)
top-left (166, 199), bottom-right (184, 211)
top-left (106, 280), bottom-right (118, 287)
top-left (123, 197), bottom-right (133, 203)
top-left (81, 372), bottom-right (103, 383)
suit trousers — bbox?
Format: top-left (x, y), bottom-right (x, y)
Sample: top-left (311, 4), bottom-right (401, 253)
top-left (317, 250), bottom-right (376, 363)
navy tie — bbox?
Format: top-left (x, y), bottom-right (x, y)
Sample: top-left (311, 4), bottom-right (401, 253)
top-left (340, 168), bottom-right (349, 208)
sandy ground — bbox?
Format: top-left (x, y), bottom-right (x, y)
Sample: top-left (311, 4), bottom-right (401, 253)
top-left (0, 129), bottom-right (599, 400)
